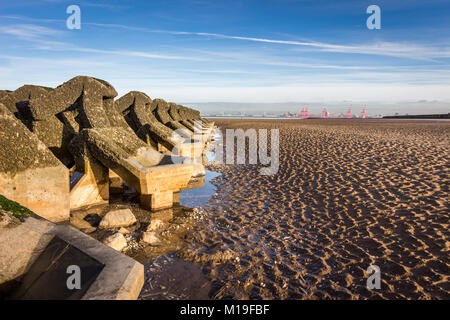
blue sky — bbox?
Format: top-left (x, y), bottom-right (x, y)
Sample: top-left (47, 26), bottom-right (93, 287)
top-left (0, 0), bottom-right (449, 114)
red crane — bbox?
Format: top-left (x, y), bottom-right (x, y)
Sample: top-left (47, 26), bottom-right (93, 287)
top-left (346, 107), bottom-right (352, 119)
top-left (300, 106), bottom-right (310, 118)
top-left (361, 107), bottom-right (366, 119)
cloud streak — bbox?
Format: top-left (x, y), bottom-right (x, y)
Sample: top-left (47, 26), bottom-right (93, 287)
top-left (85, 22), bottom-right (450, 61)
top-left (3, 16), bottom-right (448, 61)
top-left (0, 23), bottom-right (63, 39)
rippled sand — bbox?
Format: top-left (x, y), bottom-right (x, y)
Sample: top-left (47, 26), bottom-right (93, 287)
top-left (177, 119), bottom-right (449, 299)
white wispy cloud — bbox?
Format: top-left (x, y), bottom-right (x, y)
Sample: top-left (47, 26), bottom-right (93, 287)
top-left (84, 22), bottom-right (450, 61)
top-left (0, 24), bottom-right (63, 40)
top-left (0, 15), bottom-right (64, 23)
top-left (35, 45), bottom-right (210, 62)
top-left (2, 15), bottom-right (449, 62)
top-left (0, 54), bottom-right (114, 67)
top-left (0, 23), bottom-right (209, 62)
top-left (1, 15), bottom-right (449, 104)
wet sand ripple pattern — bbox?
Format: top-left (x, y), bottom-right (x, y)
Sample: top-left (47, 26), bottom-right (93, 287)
top-left (179, 119), bottom-right (450, 299)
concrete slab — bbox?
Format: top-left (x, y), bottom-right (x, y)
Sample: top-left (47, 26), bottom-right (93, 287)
top-left (0, 213), bottom-right (144, 300)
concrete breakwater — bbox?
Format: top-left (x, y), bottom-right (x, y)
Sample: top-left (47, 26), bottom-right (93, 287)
top-left (0, 76), bottom-right (216, 299)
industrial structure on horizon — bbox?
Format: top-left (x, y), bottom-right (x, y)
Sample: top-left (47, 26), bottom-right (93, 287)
top-left (283, 106), bottom-right (368, 119)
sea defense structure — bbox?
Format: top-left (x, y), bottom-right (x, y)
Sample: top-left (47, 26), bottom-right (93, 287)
top-left (31, 76), bottom-right (199, 210)
top-left (0, 85), bottom-right (52, 115)
top-left (115, 91), bottom-right (203, 158)
top-left (173, 104), bottom-right (214, 145)
top-left (168, 102), bottom-right (196, 132)
top-left (178, 104), bottom-right (213, 128)
top-left (0, 76), bottom-right (212, 214)
top-left (15, 85), bottom-right (78, 167)
top-left (0, 102), bottom-right (70, 222)
top-left (0, 85), bottom-right (63, 159)
top-left (153, 98), bottom-right (196, 136)
top-left (167, 103), bottom-right (212, 143)
top-left (0, 90), bottom-right (10, 99)
top-left (177, 104), bottom-right (214, 139)
top-left (0, 76), bottom-right (214, 300)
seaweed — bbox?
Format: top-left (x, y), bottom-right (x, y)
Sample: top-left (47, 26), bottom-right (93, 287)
top-left (0, 195), bottom-right (35, 221)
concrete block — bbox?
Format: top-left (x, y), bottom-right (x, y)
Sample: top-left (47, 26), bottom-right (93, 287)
top-left (0, 215), bottom-right (144, 300)
top-left (0, 103), bottom-right (69, 222)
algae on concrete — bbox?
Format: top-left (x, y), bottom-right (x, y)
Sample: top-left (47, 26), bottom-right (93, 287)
top-left (0, 103), bottom-right (63, 175)
top-left (0, 195), bottom-right (35, 221)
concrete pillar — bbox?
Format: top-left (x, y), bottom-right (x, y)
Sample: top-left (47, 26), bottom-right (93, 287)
top-left (69, 160), bottom-right (109, 210)
top-left (140, 191), bottom-right (174, 210)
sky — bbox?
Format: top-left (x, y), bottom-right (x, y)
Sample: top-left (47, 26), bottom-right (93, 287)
top-left (0, 0), bottom-right (449, 115)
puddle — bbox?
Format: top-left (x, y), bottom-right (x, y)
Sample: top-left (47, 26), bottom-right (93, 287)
top-left (138, 253), bottom-right (212, 300)
top-left (69, 147), bottom-right (221, 299)
top-left (137, 150), bottom-right (222, 299)
top-left (180, 170), bottom-right (221, 208)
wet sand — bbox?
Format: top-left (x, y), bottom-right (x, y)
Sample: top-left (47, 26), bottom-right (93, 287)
top-left (175, 119), bottom-right (450, 299)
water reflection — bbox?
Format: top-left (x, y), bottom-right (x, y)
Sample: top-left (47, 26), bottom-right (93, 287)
top-left (180, 170), bottom-right (221, 208)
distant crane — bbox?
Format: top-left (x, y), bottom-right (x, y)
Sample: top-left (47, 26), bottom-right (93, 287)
top-left (300, 106), bottom-right (309, 118)
top-left (361, 107), bottom-right (366, 119)
top-left (346, 107), bottom-right (352, 119)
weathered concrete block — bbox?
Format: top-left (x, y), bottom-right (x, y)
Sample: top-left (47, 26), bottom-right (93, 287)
top-left (0, 211), bottom-right (53, 285)
top-left (0, 90), bottom-right (12, 100)
top-left (12, 76), bottom-right (204, 212)
top-left (0, 85), bottom-right (51, 114)
top-left (115, 91), bottom-right (203, 158)
top-left (29, 115), bottom-right (75, 167)
top-left (28, 76), bottom-right (117, 121)
top-left (168, 102), bottom-right (196, 132)
top-left (0, 103), bottom-right (69, 222)
top-left (72, 125), bottom-right (198, 209)
top-left (154, 99), bottom-right (193, 134)
top-left (0, 214), bottom-right (144, 299)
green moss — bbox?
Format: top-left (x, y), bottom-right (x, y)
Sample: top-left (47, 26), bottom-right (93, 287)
top-left (0, 195), bottom-right (35, 220)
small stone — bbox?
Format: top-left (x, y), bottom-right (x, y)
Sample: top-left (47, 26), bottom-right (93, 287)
top-left (103, 232), bottom-right (127, 251)
top-left (146, 219), bottom-right (164, 231)
top-left (118, 227), bottom-right (130, 234)
top-left (99, 208), bottom-right (136, 229)
top-left (141, 231), bottom-right (161, 246)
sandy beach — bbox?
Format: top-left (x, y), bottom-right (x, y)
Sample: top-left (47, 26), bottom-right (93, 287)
top-left (169, 118), bottom-right (449, 299)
